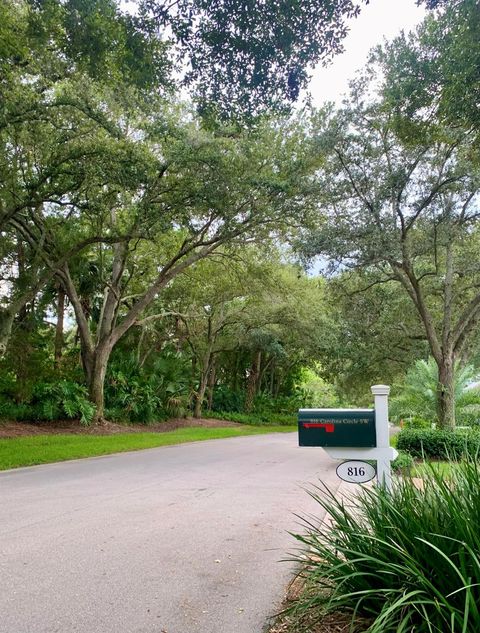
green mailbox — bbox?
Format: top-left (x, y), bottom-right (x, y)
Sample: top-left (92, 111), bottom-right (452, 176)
top-left (298, 408), bottom-right (376, 447)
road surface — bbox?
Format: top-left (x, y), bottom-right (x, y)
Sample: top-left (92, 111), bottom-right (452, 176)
top-left (0, 432), bottom-right (339, 633)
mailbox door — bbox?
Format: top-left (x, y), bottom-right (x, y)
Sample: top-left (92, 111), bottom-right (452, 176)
top-left (298, 409), bottom-right (376, 447)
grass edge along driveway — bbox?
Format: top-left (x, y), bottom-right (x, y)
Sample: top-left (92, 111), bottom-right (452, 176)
top-left (0, 425), bottom-right (296, 471)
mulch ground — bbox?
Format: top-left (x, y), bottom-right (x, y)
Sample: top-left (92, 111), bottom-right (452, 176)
top-left (0, 417), bottom-right (242, 439)
top-left (270, 613), bottom-right (362, 633)
top-left (268, 567), bottom-right (370, 633)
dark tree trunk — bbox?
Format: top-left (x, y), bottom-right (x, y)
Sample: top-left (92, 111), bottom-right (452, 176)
top-left (194, 350), bottom-right (213, 419)
top-left (194, 375), bottom-right (208, 419)
top-left (245, 350), bottom-right (261, 412)
top-left (190, 356), bottom-right (197, 408)
top-left (258, 356), bottom-right (273, 393)
top-left (193, 378), bottom-right (207, 418)
top-left (207, 361), bottom-right (216, 410)
top-left (54, 286), bottom-right (65, 369)
top-left (269, 362), bottom-right (275, 396)
top-left (437, 355), bottom-right (455, 429)
top-left (86, 344), bottom-right (113, 424)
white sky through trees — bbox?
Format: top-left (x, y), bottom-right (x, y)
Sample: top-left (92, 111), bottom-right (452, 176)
top-left (121, 0), bottom-right (426, 109)
top-left (308, 0), bottom-right (426, 106)
top-left (305, 0), bottom-right (426, 276)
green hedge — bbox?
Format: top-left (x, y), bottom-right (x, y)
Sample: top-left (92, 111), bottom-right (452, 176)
top-left (397, 428), bottom-right (480, 460)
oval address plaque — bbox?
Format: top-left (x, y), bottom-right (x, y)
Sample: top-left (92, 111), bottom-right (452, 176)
top-left (336, 460), bottom-right (376, 484)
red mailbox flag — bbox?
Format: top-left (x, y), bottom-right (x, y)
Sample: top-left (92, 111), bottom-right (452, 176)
top-left (302, 423), bottom-right (334, 433)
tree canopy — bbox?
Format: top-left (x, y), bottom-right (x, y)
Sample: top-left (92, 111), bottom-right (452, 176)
top-left (378, 0), bottom-right (480, 137)
top-left (2, 0), bottom-right (480, 429)
top-left (300, 46), bottom-right (480, 427)
top-left (139, 0), bottom-right (368, 117)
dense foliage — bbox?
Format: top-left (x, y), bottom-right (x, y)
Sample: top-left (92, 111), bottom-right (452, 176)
top-left (390, 358), bottom-right (480, 427)
top-left (299, 0), bottom-right (480, 427)
top-left (1, 0), bottom-right (480, 429)
top-left (2, 0), bottom-right (360, 424)
top-left (139, 0), bottom-right (367, 117)
top-left (292, 461), bottom-right (480, 632)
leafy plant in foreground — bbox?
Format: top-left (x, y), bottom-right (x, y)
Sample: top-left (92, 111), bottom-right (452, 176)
top-left (391, 450), bottom-right (414, 474)
top-left (291, 461), bottom-right (480, 632)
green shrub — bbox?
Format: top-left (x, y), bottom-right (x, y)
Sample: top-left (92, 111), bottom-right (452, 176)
top-left (210, 389), bottom-right (312, 417)
top-left (0, 371), bottom-right (18, 400)
top-left (0, 380), bottom-right (95, 424)
top-left (457, 403), bottom-right (480, 427)
top-left (0, 401), bottom-right (36, 421)
top-left (402, 416), bottom-right (432, 429)
top-left (291, 460), bottom-right (480, 632)
top-left (253, 388), bottom-right (313, 415)
top-left (391, 450), bottom-right (414, 474)
top-left (397, 428), bottom-right (480, 459)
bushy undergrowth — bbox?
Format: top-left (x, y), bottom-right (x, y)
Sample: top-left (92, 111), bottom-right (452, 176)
top-left (291, 461), bottom-right (480, 632)
top-left (0, 379), bottom-right (95, 425)
top-left (105, 352), bottom-right (191, 423)
top-left (402, 416), bottom-right (432, 429)
top-left (210, 386), bottom-right (244, 413)
top-left (397, 428), bottom-right (480, 460)
top-left (210, 386), bottom-right (312, 418)
top-left (204, 409), bottom-right (294, 426)
top-left (33, 381), bottom-right (95, 425)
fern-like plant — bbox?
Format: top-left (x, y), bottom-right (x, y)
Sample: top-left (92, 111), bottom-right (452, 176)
top-left (105, 350), bottom-right (191, 423)
top-left (33, 381), bottom-right (95, 425)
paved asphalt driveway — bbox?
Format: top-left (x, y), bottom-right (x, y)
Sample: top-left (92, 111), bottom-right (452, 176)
top-left (0, 432), bottom-right (339, 633)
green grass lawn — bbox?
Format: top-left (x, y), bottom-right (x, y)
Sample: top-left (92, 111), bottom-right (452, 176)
top-left (0, 425), bottom-right (296, 471)
top-left (411, 460), bottom-right (462, 478)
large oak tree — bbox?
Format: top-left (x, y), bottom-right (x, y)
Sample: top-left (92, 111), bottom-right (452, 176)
top-left (303, 90), bottom-right (480, 428)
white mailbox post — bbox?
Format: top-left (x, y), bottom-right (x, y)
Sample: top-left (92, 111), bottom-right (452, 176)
top-left (371, 384), bottom-right (394, 490)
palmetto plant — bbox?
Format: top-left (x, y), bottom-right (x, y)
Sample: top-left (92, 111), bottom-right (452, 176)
top-left (390, 358), bottom-right (480, 426)
top-left (290, 461), bottom-right (480, 632)
top-left (33, 381), bottom-right (95, 425)
top-left (105, 351), bottom-right (191, 423)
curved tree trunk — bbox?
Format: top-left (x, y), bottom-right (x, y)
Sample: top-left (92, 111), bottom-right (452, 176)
top-left (207, 361), bottom-right (216, 411)
top-left (194, 376), bottom-right (208, 418)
